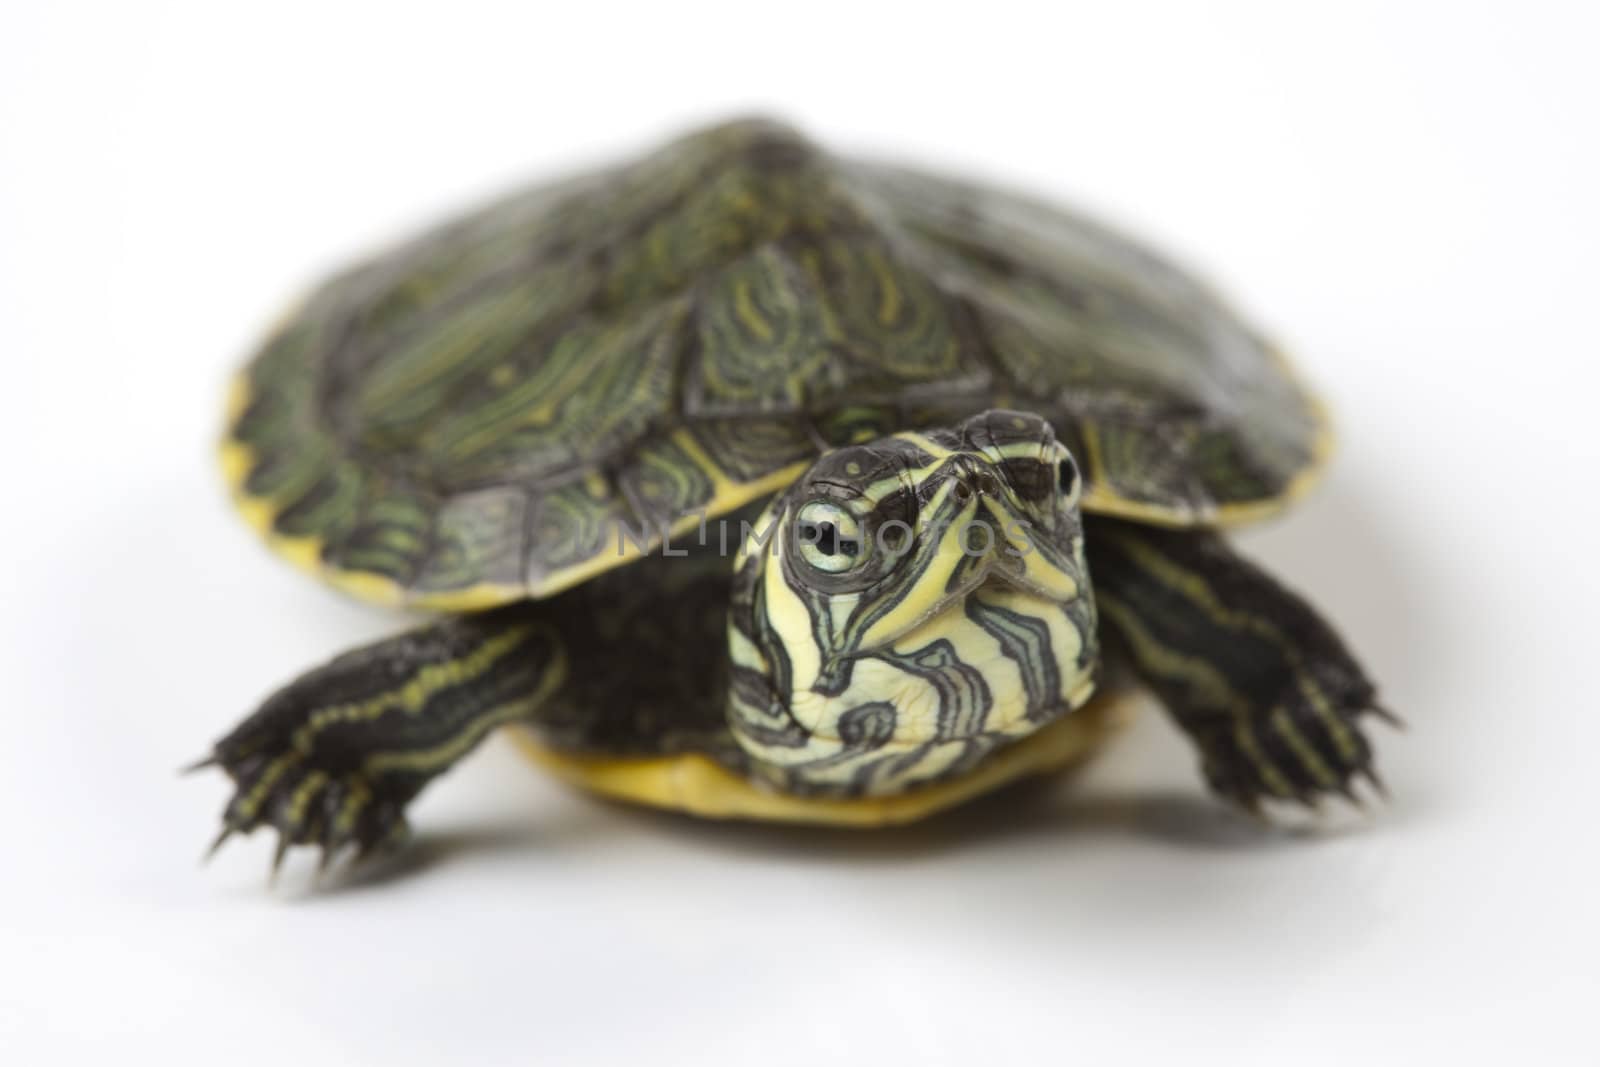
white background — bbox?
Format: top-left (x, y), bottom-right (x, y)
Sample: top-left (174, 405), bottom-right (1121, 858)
top-left (3, 2), bottom-right (1596, 1063)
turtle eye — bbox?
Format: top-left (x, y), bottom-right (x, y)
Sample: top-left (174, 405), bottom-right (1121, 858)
top-left (1055, 450), bottom-right (1080, 501)
top-left (795, 501), bottom-right (864, 574)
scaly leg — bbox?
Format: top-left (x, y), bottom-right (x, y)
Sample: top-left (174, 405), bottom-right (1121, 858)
top-left (194, 607), bottom-right (565, 870)
top-left (1086, 518), bottom-right (1392, 811)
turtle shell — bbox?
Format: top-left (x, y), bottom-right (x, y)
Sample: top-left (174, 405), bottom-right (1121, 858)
top-left (223, 118), bottom-right (1328, 610)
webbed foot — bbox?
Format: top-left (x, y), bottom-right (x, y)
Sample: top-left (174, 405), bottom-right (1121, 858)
top-left (192, 611), bottom-right (564, 878)
top-left (1087, 518), bottom-right (1395, 816)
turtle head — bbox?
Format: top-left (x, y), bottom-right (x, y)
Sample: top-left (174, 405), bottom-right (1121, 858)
top-left (726, 411), bottom-right (1099, 794)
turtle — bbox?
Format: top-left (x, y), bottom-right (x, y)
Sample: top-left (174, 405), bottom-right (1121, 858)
top-left (198, 117), bottom-right (1390, 872)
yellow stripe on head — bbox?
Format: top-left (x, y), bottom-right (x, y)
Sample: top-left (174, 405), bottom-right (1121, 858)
top-left (725, 410), bottom-right (1101, 797)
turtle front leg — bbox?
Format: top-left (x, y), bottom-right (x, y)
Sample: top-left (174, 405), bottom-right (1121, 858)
top-left (195, 607), bottom-right (566, 871)
top-left (1085, 518), bottom-right (1393, 812)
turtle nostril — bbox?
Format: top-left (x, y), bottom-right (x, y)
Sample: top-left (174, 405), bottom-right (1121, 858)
top-left (963, 522), bottom-right (995, 555)
top-left (951, 481), bottom-right (973, 504)
top-left (976, 472), bottom-right (1001, 497)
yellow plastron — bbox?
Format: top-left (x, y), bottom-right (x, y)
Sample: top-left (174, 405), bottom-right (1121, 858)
top-left (507, 687), bottom-right (1137, 827)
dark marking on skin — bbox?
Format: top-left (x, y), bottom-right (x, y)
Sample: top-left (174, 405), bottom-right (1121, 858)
top-left (966, 596), bottom-right (1062, 722)
top-left (877, 639), bottom-right (994, 739)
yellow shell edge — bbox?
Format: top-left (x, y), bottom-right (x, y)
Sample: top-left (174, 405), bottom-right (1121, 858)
top-left (219, 373), bottom-right (807, 610)
top-left (222, 324), bottom-right (1332, 607)
top-left (507, 688), bottom-right (1137, 827)
top-left (1081, 344), bottom-right (1335, 530)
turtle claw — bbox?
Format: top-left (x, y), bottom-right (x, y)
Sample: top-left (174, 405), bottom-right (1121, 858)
top-left (269, 833), bottom-right (292, 886)
top-left (201, 775), bottom-right (413, 883)
top-left (1369, 704), bottom-right (1406, 730)
top-left (315, 823), bottom-right (340, 878)
top-left (1200, 695), bottom-right (1392, 819)
top-left (197, 731), bottom-right (415, 883)
top-left (202, 825), bottom-right (235, 864)
top-left (1336, 781), bottom-right (1368, 811)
